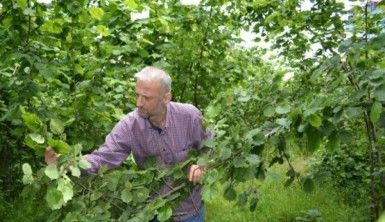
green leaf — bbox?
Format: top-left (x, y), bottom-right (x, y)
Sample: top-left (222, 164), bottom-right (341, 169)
top-left (24, 135), bottom-right (45, 155)
top-left (308, 114), bottom-right (322, 128)
top-left (202, 184), bottom-right (219, 202)
top-left (245, 154), bottom-right (261, 165)
top-left (375, 84), bottom-right (385, 102)
top-left (23, 8), bottom-right (35, 16)
top-left (16, 0), bottom-right (28, 10)
top-left (302, 177), bottom-right (314, 193)
top-left (57, 179), bottom-right (73, 203)
top-left (40, 20), bottom-right (63, 34)
top-left (50, 119), bottom-right (65, 135)
top-left (370, 101), bottom-right (383, 123)
top-left (89, 7), bottom-right (105, 20)
top-left (263, 106), bottom-right (275, 117)
top-left (125, 0), bottom-right (138, 10)
top-left (69, 166), bottom-right (81, 177)
top-left (48, 139), bottom-right (72, 154)
top-left (96, 25), bottom-right (109, 37)
top-left (121, 188), bottom-right (133, 203)
top-left (79, 157), bottom-right (91, 169)
top-left (21, 111), bottom-right (44, 132)
top-left (22, 163), bottom-right (33, 175)
top-left (45, 164), bottom-right (59, 180)
top-left (220, 147), bottom-right (231, 160)
top-left (46, 187), bottom-right (64, 210)
top-left (133, 187), bottom-right (150, 203)
top-left (29, 133), bottom-right (45, 144)
top-left (157, 206), bottom-right (172, 222)
top-left (275, 105), bottom-right (291, 114)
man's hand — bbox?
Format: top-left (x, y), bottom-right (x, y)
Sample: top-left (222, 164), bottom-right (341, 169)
top-left (45, 146), bottom-right (59, 165)
top-left (188, 165), bottom-right (206, 185)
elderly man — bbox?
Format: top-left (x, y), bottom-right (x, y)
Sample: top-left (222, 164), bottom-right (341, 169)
top-left (45, 66), bottom-right (209, 222)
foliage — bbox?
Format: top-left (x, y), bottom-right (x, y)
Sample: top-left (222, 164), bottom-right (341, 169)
top-left (1, 0), bottom-right (385, 221)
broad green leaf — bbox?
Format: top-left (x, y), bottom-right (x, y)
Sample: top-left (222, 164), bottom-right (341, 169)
top-left (263, 106), bottom-right (275, 117)
top-left (308, 114), bottom-right (322, 128)
top-left (120, 189), bottom-right (133, 203)
top-left (57, 179), bottom-right (73, 203)
top-left (89, 7), bottom-right (105, 20)
top-left (133, 187), bottom-right (149, 203)
top-left (69, 166), bottom-right (81, 177)
top-left (21, 111), bottom-right (44, 132)
top-left (16, 0), bottom-right (28, 10)
top-left (40, 20), bottom-right (63, 34)
top-left (24, 135), bottom-right (45, 155)
top-left (125, 0), bottom-right (138, 10)
top-left (157, 206), bottom-right (172, 222)
top-left (23, 8), bottom-right (35, 16)
top-left (275, 105), bottom-right (291, 114)
top-left (371, 101), bottom-right (383, 122)
top-left (48, 139), bottom-right (71, 154)
top-left (22, 174), bottom-right (34, 184)
top-left (220, 147), bottom-right (231, 160)
top-left (45, 164), bottom-right (59, 180)
top-left (344, 107), bottom-right (362, 118)
top-left (46, 187), bottom-right (64, 210)
top-left (375, 84), bottom-right (385, 102)
top-left (246, 154), bottom-right (261, 165)
top-left (96, 25), bottom-right (109, 37)
top-left (50, 119), bottom-right (64, 135)
top-left (22, 163), bottom-right (32, 175)
top-left (302, 177), bottom-right (314, 193)
top-left (79, 157), bottom-right (91, 169)
top-left (29, 133), bottom-right (45, 144)
top-left (202, 184), bottom-right (219, 202)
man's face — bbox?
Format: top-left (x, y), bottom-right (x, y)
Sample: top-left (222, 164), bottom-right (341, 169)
top-left (135, 80), bottom-right (169, 119)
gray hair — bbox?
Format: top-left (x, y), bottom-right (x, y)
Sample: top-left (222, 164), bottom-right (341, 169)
top-left (134, 66), bottom-right (172, 92)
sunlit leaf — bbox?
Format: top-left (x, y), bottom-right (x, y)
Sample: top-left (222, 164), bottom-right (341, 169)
top-left (45, 164), bottom-right (59, 180)
top-left (50, 118), bottom-right (64, 135)
top-left (22, 163), bottom-right (33, 175)
top-left (89, 7), bottom-right (105, 20)
top-left (48, 139), bottom-right (71, 154)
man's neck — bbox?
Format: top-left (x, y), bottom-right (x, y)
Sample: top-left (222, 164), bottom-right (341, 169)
top-left (149, 109), bottom-right (167, 129)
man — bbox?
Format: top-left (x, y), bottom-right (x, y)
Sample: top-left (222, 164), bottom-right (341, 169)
top-left (45, 66), bottom-right (209, 222)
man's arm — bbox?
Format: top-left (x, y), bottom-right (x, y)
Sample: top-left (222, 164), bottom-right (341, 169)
top-left (45, 117), bottom-right (133, 175)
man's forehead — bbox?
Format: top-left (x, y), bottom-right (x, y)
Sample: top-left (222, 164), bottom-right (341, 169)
top-left (136, 79), bottom-right (162, 92)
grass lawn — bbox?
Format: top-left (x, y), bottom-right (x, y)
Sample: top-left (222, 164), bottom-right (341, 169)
top-left (204, 156), bottom-right (369, 222)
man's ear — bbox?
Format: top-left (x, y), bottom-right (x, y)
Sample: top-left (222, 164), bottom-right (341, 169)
top-left (164, 92), bottom-right (172, 103)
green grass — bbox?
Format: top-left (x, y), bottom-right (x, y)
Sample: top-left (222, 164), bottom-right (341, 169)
top-left (205, 157), bottom-right (369, 222)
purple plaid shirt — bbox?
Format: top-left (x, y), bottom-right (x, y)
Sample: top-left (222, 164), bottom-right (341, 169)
top-left (84, 102), bottom-right (209, 221)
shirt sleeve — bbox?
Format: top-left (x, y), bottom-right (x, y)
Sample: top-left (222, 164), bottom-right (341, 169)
top-left (83, 117), bottom-right (132, 175)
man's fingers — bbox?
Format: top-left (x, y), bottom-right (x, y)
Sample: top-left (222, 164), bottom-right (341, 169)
top-left (188, 165), bottom-right (205, 185)
top-left (45, 147), bottom-right (59, 165)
